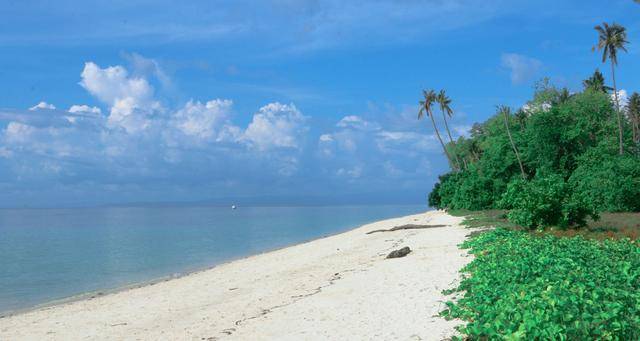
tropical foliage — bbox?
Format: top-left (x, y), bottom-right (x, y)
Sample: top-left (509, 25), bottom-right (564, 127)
top-left (441, 228), bottom-right (640, 339)
top-left (428, 78), bottom-right (640, 229)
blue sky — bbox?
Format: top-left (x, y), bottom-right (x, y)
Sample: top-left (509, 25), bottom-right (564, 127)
top-left (0, 0), bottom-right (639, 207)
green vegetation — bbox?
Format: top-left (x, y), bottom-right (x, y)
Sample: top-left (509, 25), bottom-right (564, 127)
top-left (427, 74), bottom-right (640, 229)
top-left (426, 22), bottom-right (639, 230)
top-left (431, 21), bottom-right (640, 339)
top-left (441, 227), bottom-right (640, 339)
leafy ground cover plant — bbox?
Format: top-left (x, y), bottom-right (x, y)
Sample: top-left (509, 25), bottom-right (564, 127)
top-left (441, 227), bottom-right (640, 339)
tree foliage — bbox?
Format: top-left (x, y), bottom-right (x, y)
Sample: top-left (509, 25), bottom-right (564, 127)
top-left (441, 228), bottom-right (640, 339)
top-left (429, 79), bottom-right (640, 229)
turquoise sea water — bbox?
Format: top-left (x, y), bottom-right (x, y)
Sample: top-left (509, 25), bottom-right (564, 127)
top-left (0, 204), bottom-right (425, 314)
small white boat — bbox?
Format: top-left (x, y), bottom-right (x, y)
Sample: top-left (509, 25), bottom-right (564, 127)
top-left (231, 205), bottom-right (237, 209)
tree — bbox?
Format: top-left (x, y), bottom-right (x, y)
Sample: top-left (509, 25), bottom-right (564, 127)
top-left (419, 89), bottom-right (454, 170)
top-left (582, 69), bottom-right (612, 93)
top-left (436, 89), bottom-right (462, 169)
top-left (499, 105), bottom-right (526, 180)
top-left (627, 92), bottom-right (640, 144)
top-left (594, 22), bottom-right (629, 155)
top-left (556, 88), bottom-right (573, 105)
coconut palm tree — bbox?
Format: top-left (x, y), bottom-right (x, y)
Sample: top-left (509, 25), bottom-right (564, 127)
top-left (499, 105), bottom-right (526, 180)
top-left (594, 22), bottom-right (629, 155)
top-left (436, 89), bottom-right (462, 170)
top-left (582, 69), bottom-right (612, 93)
top-left (419, 90), bottom-right (454, 170)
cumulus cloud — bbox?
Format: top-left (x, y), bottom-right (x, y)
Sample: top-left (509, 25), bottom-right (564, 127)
top-left (1, 55), bottom-right (454, 206)
top-left (29, 101), bottom-right (56, 111)
top-left (501, 53), bottom-right (542, 85)
top-left (243, 102), bottom-right (308, 150)
top-left (80, 62), bottom-right (162, 133)
top-left (172, 99), bottom-right (238, 142)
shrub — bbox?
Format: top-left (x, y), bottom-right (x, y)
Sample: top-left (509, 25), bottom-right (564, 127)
top-left (499, 173), bottom-right (597, 229)
top-left (570, 151), bottom-right (640, 212)
top-left (429, 171), bottom-right (495, 210)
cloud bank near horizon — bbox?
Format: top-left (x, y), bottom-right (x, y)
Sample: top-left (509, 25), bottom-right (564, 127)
top-left (0, 55), bottom-right (459, 207)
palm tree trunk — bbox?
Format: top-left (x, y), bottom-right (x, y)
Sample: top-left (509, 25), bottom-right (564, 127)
top-left (502, 110), bottom-right (526, 180)
top-left (441, 111), bottom-right (462, 170)
top-left (611, 62), bottom-right (624, 155)
top-left (429, 109), bottom-right (454, 170)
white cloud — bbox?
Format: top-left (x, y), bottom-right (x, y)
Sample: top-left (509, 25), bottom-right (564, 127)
top-left (29, 101), bottom-right (56, 111)
top-left (336, 115), bottom-right (380, 131)
top-left (613, 89), bottom-right (629, 109)
top-left (172, 99), bottom-right (237, 142)
top-left (68, 105), bottom-right (102, 115)
top-left (501, 53), bottom-right (542, 85)
top-left (80, 62), bottom-right (162, 133)
top-left (4, 122), bottom-right (36, 143)
top-left (319, 134), bottom-right (333, 142)
top-left (243, 102), bottom-right (308, 150)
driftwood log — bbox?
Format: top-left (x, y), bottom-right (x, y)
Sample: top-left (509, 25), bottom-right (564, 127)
top-left (366, 224), bottom-right (447, 235)
top-left (386, 246), bottom-right (411, 259)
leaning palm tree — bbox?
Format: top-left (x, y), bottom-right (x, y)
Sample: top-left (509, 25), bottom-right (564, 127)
top-left (419, 90), bottom-right (454, 170)
top-left (594, 22), bottom-right (629, 155)
top-left (436, 89), bottom-right (462, 170)
top-left (499, 106), bottom-right (526, 180)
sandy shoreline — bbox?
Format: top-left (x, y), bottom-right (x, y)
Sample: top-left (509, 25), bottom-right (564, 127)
top-left (0, 210), bottom-right (472, 340)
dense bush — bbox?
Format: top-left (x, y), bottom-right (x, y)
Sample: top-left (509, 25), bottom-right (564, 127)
top-left (430, 170), bottom-right (495, 210)
top-left (429, 81), bottom-right (640, 227)
top-left (441, 228), bottom-right (640, 339)
top-left (570, 150), bottom-right (640, 212)
top-left (499, 173), bottom-right (598, 229)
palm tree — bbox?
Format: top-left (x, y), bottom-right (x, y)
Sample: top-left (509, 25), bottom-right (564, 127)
top-left (582, 69), bottom-right (612, 93)
top-left (552, 88), bottom-right (573, 106)
top-left (436, 89), bottom-right (462, 170)
top-left (419, 89), bottom-right (454, 170)
top-left (627, 92), bottom-right (640, 144)
top-left (594, 22), bottom-right (629, 155)
top-left (499, 106), bottom-right (526, 180)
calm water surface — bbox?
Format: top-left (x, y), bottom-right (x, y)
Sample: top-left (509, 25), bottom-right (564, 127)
top-left (0, 205), bottom-right (425, 313)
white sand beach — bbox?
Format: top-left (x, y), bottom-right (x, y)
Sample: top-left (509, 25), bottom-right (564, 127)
top-left (0, 210), bottom-right (472, 340)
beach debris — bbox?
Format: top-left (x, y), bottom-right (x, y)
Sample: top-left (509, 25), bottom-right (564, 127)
top-left (367, 224), bottom-right (446, 234)
top-left (386, 246), bottom-right (411, 259)
top-left (221, 328), bottom-right (235, 335)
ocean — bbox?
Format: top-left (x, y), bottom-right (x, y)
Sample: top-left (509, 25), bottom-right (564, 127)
top-left (0, 204), bottom-right (425, 314)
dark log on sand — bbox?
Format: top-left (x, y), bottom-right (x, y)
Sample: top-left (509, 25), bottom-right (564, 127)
top-left (386, 246), bottom-right (411, 259)
top-left (366, 224), bottom-right (447, 235)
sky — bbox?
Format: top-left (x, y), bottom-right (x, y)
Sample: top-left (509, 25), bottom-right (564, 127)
top-left (0, 0), bottom-right (639, 208)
